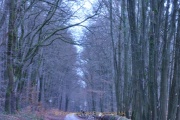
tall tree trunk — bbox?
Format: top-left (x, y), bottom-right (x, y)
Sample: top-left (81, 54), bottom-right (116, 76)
top-left (140, 0), bottom-right (149, 119)
top-left (109, 0), bottom-right (121, 114)
top-left (168, 6), bottom-right (180, 120)
top-left (148, 0), bottom-right (159, 119)
top-left (154, 0), bottom-right (164, 119)
top-left (122, 0), bottom-right (130, 118)
top-left (159, 0), bottom-right (170, 119)
top-left (5, 0), bottom-right (17, 114)
top-left (127, 0), bottom-right (140, 119)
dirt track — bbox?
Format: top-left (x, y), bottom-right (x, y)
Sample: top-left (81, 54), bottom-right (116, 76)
top-left (45, 113), bottom-right (87, 120)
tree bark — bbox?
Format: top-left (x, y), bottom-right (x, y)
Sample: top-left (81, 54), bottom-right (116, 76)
top-left (159, 0), bottom-right (170, 119)
top-left (176, 91), bottom-right (180, 120)
top-left (65, 94), bottom-right (69, 112)
top-left (109, 0), bottom-right (121, 114)
top-left (5, 0), bottom-right (18, 114)
top-left (122, 0), bottom-right (130, 118)
top-left (168, 6), bottom-right (180, 120)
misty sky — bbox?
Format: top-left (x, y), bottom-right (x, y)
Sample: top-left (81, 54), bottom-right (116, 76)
top-left (68, 0), bottom-right (97, 87)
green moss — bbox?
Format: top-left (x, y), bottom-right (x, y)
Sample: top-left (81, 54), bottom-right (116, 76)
top-left (9, 65), bottom-right (13, 71)
top-left (6, 86), bottom-right (13, 95)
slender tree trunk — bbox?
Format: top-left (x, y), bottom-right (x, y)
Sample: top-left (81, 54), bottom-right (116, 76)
top-left (122, 0), bottom-right (130, 118)
top-left (148, 0), bottom-right (159, 119)
top-left (176, 91), bottom-right (180, 120)
top-left (59, 93), bottom-right (63, 110)
top-left (91, 84), bottom-right (96, 112)
top-left (65, 94), bottom-right (69, 112)
top-left (38, 75), bottom-right (43, 102)
top-left (154, 1), bottom-right (164, 119)
top-left (140, 0), bottom-right (149, 119)
top-left (109, 0), bottom-right (121, 114)
top-left (110, 84), bottom-right (113, 112)
top-left (159, 0), bottom-right (170, 119)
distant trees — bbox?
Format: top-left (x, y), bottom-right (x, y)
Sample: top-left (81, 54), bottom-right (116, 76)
top-left (0, 0), bottom-right (99, 114)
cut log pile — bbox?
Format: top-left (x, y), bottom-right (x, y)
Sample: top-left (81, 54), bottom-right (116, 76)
top-left (77, 111), bottom-right (130, 120)
top-left (96, 115), bottom-right (130, 120)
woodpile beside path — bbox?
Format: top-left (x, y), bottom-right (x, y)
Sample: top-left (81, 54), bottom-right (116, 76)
top-left (77, 113), bottom-right (131, 120)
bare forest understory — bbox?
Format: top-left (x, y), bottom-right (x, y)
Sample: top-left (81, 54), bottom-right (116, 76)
top-left (0, 0), bottom-right (180, 120)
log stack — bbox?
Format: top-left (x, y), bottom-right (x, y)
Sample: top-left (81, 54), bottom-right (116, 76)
top-left (100, 115), bottom-right (130, 120)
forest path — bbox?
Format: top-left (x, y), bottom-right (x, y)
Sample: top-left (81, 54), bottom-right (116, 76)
top-left (46, 113), bottom-right (85, 120)
top-left (64, 113), bottom-right (83, 120)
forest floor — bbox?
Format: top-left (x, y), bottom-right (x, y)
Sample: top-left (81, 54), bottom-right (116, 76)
top-left (42, 108), bottom-right (98, 120)
top-left (45, 114), bottom-right (89, 120)
top-left (0, 108), bottom-right (130, 120)
top-left (45, 112), bottom-right (96, 120)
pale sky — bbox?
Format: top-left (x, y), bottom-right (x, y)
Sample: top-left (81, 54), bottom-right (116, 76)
top-left (68, 0), bottom-right (97, 87)
top-left (68, 0), bottom-right (96, 53)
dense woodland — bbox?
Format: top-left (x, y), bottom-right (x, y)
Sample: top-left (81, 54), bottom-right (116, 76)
top-left (0, 0), bottom-right (180, 120)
